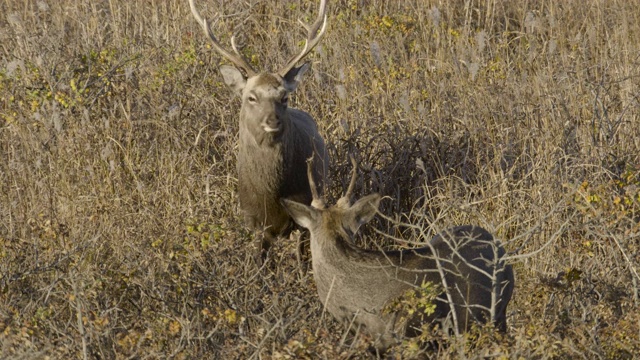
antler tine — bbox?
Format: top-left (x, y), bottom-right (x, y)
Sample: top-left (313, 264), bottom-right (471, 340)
top-left (307, 157), bottom-right (326, 209)
top-left (278, 0), bottom-right (328, 77)
top-left (189, 0), bottom-right (256, 76)
top-left (345, 155), bottom-right (357, 199)
top-left (336, 155), bottom-right (357, 208)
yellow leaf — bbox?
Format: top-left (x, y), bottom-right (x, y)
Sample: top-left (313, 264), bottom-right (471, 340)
top-left (224, 309), bottom-right (237, 324)
top-left (168, 320), bottom-right (181, 336)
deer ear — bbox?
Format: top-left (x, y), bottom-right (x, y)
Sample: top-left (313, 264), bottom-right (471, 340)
top-left (281, 199), bottom-right (318, 230)
top-left (283, 62), bottom-right (310, 92)
top-left (220, 65), bottom-right (247, 94)
top-left (349, 194), bottom-right (382, 230)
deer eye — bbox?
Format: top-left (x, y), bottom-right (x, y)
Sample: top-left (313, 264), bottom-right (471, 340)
top-left (247, 95), bottom-right (257, 104)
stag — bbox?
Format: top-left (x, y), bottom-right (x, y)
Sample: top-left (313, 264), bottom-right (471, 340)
top-left (189, 0), bottom-right (329, 261)
top-left (282, 158), bottom-right (515, 353)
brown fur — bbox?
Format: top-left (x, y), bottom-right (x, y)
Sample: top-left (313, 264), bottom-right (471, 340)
top-left (251, 73), bottom-right (282, 88)
top-left (283, 194), bottom-right (515, 352)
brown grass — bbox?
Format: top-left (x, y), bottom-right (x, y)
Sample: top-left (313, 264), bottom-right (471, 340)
top-left (1, 0), bottom-right (639, 358)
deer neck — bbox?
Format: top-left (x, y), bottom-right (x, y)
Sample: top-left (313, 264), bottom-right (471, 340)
top-left (237, 115), bottom-right (287, 193)
top-left (311, 231), bottom-right (402, 285)
top-left (310, 229), bottom-right (440, 298)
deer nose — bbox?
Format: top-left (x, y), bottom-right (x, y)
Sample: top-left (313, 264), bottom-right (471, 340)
top-left (262, 117), bottom-right (282, 133)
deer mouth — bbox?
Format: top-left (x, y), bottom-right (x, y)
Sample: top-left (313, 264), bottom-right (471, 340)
top-left (262, 124), bottom-right (281, 133)
top-left (261, 118), bottom-right (283, 133)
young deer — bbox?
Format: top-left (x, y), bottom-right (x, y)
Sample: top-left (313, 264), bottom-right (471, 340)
top-left (282, 159), bottom-right (515, 352)
top-left (189, 0), bottom-right (329, 260)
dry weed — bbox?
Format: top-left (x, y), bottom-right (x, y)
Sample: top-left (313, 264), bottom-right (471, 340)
top-left (1, 0), bottom-right (639, 358)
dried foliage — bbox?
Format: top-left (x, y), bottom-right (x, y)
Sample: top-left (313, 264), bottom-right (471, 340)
top-left (1, 0), bottom-right (639, 358)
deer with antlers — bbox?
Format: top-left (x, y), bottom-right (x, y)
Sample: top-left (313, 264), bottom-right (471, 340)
top-left (189, 0), bottom-right (329, 261)
top-left (281, 158), bottom-right (515, 353)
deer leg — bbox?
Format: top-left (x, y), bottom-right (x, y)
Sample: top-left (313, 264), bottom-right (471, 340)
top-left (253, 229), bottom-right (274, 267)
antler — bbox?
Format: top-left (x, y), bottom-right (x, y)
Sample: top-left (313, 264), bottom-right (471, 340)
top-left (336, 155), bottom-right (357, 208)
top-left (277, 0), bottom-right (328, 77)
top-left (189, 0), bottom-right (256, 76)
top-left (307, 157), bottom-right (326, 209)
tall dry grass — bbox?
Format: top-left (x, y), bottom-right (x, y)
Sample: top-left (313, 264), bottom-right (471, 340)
top-left (1, 0), bottom-right (639, 358)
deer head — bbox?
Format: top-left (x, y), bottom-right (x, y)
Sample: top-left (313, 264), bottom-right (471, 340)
top-left (286, 156), bottom-right (381, 238)
top-left (189, 0), bottom-right (327, 140)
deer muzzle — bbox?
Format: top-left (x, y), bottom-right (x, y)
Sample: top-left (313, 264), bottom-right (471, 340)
top-left (261, 116), bottom-right (282, 133)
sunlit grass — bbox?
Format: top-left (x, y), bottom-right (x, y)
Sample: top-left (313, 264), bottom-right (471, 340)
top-left (1, 0), bottom-right (639, 358)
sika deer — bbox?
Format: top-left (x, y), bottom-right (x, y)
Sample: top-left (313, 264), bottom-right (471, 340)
top-left (189, 0), bottom-right (329, 260)
top-left (281, 159), bottom-right (514, 352)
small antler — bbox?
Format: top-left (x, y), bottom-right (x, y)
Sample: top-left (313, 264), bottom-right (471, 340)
top-left (336, 155), bottom-right (357, 208)
top-left (278, 0), bottom-right (328, 77)
top-left (189, 0), bottom-right (256, 77)
top-left (307, 157), bottom-right (326, 209)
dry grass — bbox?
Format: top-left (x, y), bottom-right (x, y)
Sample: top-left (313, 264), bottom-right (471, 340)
top-left (1, 0), bottom-right (640, 358)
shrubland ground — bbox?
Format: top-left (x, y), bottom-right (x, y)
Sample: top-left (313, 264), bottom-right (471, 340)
top-left (1, 0), bottom-right (639, 358)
